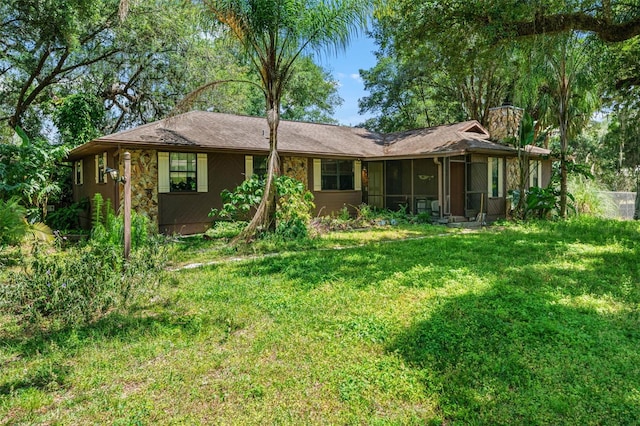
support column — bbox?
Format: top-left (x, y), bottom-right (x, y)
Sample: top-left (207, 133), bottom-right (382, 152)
top-left (124, 152), bottom-right (131, 260)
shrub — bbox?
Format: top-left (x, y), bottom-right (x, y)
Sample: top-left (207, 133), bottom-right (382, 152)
top-left (354, 203), bottom-right (376, 221)
top-left (91, 193), bottom-right (152, 249)
top-left (0, 239), bottom-right (166, 327)
top-left (0, 194), bottom-right (166, 328)
top-left (210, 178), bottom-right (264, 221)
top-left (0, 197), bottom-right (53, 246)
top-left (524, 186), bottom-right (576, 219)
top-left (274, 176), bottom-right (315, 239)
top-left (414, 211), bottom-right (432, 224)
top-left (0, 127), bottom-right (68, 222)
top-left (45, 198), bottom-right (89, 231)
top-left (568, 175), bottom-right (617, 217)
top-left (0, 197), bottom-right (27, 246)
top-left (210, 175), bottom-right (315, 239)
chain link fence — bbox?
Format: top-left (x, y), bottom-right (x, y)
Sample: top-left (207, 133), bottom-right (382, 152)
top-left (599, 192), bottom-right (637, 219)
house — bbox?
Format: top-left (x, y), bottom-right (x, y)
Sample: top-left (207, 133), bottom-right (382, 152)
top-left (67, 105), bottom-right (551, 234)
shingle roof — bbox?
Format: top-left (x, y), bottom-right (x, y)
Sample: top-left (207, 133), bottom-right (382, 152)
top-left (378, 121), bottom-right (517, 158)
top-left (68, 111), bottom-right (549, 160)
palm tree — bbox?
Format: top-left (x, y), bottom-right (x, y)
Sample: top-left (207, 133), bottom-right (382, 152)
top-left (193, 0), bottom-right (369, 240)
top-left (538, 33), bottom-right (600, 217)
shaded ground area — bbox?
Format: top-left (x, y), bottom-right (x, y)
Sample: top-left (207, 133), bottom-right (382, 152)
top-left (1, 219), bottom-right (639, 424)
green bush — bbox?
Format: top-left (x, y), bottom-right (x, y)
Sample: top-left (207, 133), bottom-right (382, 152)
top-left (0, 127), bottom-right (68, 222)
top-left (91, 193), bottom-right (152, 249)
top-left (568, 175), bottom-right (617, 217)
top-left (210, 175), bottom-right (315, 239)
top-left (0, 197), bottom-right (53, 246)
top-left (0, 239), bottom-right (166, 327)
top-left (45, 198), bottom-right (89, 231)
top-left (0, 197), bottom-right (27, 246)
top-left (274, 175), bottom-right (315, 239)
top-left (210, 177), bottom-right (264, 221)
top-left (0, 194), bottom-right (166, 328)
top-left (524, 186), bottom-right (576, 219)
top-left (414, 211), bottom-right (432, 224)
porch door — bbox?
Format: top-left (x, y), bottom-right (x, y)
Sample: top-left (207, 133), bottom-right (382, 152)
top-left (450, 162), bottom-right (465, 216)
top-left (368, 162), bottom-right (384, 209)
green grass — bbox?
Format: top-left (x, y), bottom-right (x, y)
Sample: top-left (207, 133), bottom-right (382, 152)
top-left (166, 223), bottom-right (450, 267)
top-left (2, 218), bottom-right (640, 424)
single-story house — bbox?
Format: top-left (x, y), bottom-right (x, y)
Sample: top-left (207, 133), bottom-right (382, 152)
top-left (67, 105), bottom-right (551, 234)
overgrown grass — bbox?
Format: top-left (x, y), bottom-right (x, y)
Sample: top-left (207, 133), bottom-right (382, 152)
top-left (2, 217), bottom-right (639, 424)
top-left (167, 223), bottom-right (451, 267)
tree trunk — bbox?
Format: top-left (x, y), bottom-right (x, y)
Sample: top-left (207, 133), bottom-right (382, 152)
top-left (633, 185), bottom-right (640, 220)
top-left (558, 65), bottom-right (570, 218)
top-left (559, 152), bottom-right (568, 217)
top-left (515, 148), bottom-right (529, 218)
top-left (236, 103), bottom-right (281, 241)
top-left (634, 178), bottom-right (640, 220)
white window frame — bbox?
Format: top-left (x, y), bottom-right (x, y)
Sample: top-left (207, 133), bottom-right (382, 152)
top-left (245, 155), bottom-right (268, 181)
top-left (313, 158), bottom-right (361, 191)
top-left (529, 160), bottom-right (542, 188)
top-left (74, 159), bottom-right (83, 185)
top-left (95, 152), bottom-right (107, 184)
top-left (158, 152), bottom-right (207, 193)
top-left (487, 157), bottom-right (504, 198)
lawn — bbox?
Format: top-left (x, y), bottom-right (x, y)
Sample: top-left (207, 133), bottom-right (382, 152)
top-left (2, 218), bottom-right (639, 424)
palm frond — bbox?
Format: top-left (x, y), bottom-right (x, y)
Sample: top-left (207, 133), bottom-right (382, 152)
top-left (175, 79), bottom-right (265, 115)
top-left (25, 220), bottom-right (54, 244)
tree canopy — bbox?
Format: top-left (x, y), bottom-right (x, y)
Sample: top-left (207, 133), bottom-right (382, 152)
top-left (0, 0), bottom-right (344, 142)
top-left (389, 0), bottom-right (640, 43)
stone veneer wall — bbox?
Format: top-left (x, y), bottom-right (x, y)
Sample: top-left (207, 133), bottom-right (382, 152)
top-left (506, 157), bottom-right (520, 194)
top-left (118, 149), bottom-right (158, 227)
top-left (282, 156), bottom-right (308, 188)
top-left (487, 106), bottom-right (524, 141)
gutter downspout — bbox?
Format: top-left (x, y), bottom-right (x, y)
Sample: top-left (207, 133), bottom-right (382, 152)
top-left (434, 157), bottom-right (442, 218)
top-left (410, 159), bottom-right (414, 213)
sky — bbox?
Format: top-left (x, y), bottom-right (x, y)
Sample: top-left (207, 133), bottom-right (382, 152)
top-left (318, 34), bottom-right (378, 127)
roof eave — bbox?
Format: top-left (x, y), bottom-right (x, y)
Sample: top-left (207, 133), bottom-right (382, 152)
top-left (68, 139), bottom-right (373, 161)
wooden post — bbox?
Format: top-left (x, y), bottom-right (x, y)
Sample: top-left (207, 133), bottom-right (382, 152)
top-left (124, 152), bottom-right (131, 260)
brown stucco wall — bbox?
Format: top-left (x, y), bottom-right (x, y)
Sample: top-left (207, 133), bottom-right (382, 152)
top-left (307, 159), bottom-right (363, 216)
top-left (73, 149), bottom-right (118, 229)
top-left (75, 147), bottom-right (528, 233)
top-left (158, 153), bottom-right (245, 234)
top-left (312, 191), bottom-right (363, 216)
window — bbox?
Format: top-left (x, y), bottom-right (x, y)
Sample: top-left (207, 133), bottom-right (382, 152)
top-left (74, 160), bottom-right (83, 185)
top-left (529, 160), bottom-right (542, 188)
top-left (245, 155), bottom-right (268, 180)
top-left (158, 152), bottom-right (207, 194)
top-left (95, 152), bottom-right (107, 183)
top-left (321, 159), bottom-right (354, 190)
top-left (313, 159), bottom-right (361, 191)
top-left (487, 157), bottom-right (503, 197)
top-left (169, 152), bottom-right (197, 192)
top-left (253, 155), bottom-right (268, 177)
